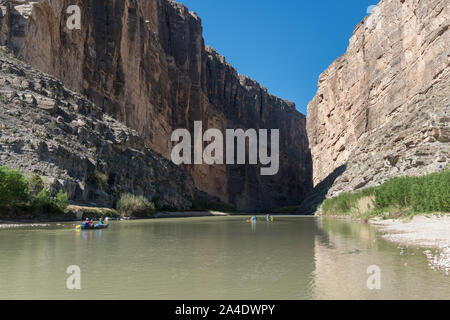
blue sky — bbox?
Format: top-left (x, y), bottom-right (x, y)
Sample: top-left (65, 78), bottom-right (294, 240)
top-left (179, 0), bottom-right (379, 115)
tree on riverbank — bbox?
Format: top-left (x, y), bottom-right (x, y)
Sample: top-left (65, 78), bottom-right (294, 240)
top-left (0, 166), bottom-right (68, 215)
top-left (0, 166), bottom-right (29, 208)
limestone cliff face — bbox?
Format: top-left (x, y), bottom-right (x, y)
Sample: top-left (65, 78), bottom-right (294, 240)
top-left (307, 0), bottom-right (449, 198)
top-left (0, 48), bottom-right (194, 210)
top-left (3, 0), bottom-right (312, 211)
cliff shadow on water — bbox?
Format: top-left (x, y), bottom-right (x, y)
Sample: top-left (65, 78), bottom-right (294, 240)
top-left (297, 164), bottom-right (347, 215)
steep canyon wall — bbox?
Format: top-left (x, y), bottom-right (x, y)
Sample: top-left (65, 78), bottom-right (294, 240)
top-left (306, 0), bottom-right (449, 205)
top-left (1, 0), bottom-right (312, 211)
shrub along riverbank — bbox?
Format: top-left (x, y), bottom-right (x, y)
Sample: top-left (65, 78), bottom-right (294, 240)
top-left (321, 167), bottom-right (450, 219)
top-left (117, 193), bottom-right (157, 218)
top-left (0, 166), bottom-right (158, 220)
top-left (0, 166), bottom-right (69, 218)
top-left (0, 166), bottom-right (237, 221)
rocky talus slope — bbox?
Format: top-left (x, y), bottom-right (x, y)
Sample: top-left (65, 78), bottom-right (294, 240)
top-left (304, 0), bottom-right (449, 211)
top-left (0, 48), bottom-right (194, 209)
top-left (0, 0), bottom-right (312, 212)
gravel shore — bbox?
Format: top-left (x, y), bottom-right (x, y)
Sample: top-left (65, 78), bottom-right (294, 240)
top-left (370, 215), bottom-right (450, 273)
top-left (0, 222), bottom-right (52, 229)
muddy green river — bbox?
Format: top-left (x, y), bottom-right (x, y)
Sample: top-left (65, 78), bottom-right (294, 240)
top-left (0, 216), bottom-right (448, 299)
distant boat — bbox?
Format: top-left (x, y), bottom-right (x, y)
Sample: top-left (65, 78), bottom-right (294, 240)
top-left (78, 224), bottom-right (109, 230)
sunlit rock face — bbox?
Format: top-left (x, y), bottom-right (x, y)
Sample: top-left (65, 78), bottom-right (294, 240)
top-left (5, 0), bottom-right (312, 212)
top-left (307, 0), bottom-right (449, 197)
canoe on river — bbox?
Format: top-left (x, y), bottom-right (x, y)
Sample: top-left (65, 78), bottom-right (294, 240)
top-left (79, 224), bottom-right (109, 230)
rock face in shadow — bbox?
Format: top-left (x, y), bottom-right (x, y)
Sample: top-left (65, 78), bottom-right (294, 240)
top-left (5, 0), bottom-right (312, 212)
top-left (298, 165), bottom-right (347, 215)
top-left (307, 0), bottom-right (449, 198)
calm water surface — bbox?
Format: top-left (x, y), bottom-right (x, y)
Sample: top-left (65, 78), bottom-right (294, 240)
top-left (0, 216), bottom-right (449, 299)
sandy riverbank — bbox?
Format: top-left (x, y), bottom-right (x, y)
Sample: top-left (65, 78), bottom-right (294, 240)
top-left (370, 215), bottom-right (450, 272)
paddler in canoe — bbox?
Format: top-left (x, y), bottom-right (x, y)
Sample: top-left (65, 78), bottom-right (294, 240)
top-left (83, 218), bottom-right (90, 228)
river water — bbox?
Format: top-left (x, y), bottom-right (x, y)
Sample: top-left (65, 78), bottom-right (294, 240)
top-left (0, 216), bottom-right (448, 299)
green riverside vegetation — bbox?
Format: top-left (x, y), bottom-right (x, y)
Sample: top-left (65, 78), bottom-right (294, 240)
top-left (0, 166), bottom-right (237, 219)
top-left (117, 193), bottom-right (157, 218)
top-left (0, 166), bottom-right (68, 216)
top-left (322, 168), bottom-right (450, 219)
top-left (0, 167), bottom-right (151, 219)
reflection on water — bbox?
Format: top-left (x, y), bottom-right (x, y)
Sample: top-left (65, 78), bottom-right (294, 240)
top-left (312, 218), bottom-right (450, 299)
top-left (0, 217), bottom-right (448, 299)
